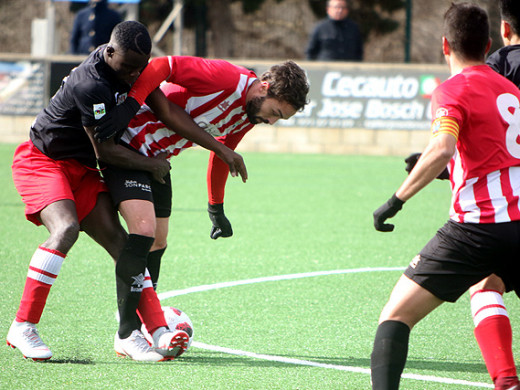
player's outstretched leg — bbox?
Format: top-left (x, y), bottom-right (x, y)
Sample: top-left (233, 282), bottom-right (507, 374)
top-left (137, 269), bottom-right (189, 359)
top-left (6, 247), bottom-right (65, 361)
top-left (371, 320), bottom-right (410, 390)
top-left (471, 288), bottom-right (519, 389)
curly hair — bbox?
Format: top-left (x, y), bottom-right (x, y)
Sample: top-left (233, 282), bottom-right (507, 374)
top-left (111, 21), bottom-right (152, 56)
top-left (260, 61), bottom-right (310, 112)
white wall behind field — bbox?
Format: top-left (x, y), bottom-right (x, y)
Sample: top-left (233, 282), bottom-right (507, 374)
top-left (0, 58), bottom-right (446, 157)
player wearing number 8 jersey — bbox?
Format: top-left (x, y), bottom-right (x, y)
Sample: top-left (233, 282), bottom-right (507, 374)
top-left (370, 3), bottom-right (520, 389)
top-left (437, 66), bottom-right (520, 224)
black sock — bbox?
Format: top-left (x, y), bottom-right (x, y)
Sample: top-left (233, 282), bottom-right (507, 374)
top-left (116, 234), bottom-right (154, 339)
top-left (371, 320), bottom-right (410, 390)
top-left (147, 247), bottom-right (166, 290)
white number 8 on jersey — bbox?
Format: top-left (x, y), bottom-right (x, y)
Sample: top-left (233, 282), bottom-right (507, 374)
top-left (497, 93), bottom-right (520, 158)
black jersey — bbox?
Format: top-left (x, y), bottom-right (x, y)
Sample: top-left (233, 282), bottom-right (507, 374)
top-left (30, 45), bottom-right (130, 168)
top-left (486, 44), bottom-right (520, 89)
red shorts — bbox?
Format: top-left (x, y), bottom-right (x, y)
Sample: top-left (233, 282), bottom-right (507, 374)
top-left (12, 140), bottom-right (108, 226)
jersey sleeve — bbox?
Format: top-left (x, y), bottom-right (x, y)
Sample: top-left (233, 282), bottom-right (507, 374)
top-left (430, 79), bottom-right (465, 131)
top-left (72, 78), bottom-right (114, 128)
top-left (206, 130), bottom-right (249, 205)
top-left (165, 56), bottom-right (252, 95)
top-left (128, 57), bottom-right (174, 105)
top-left (486, 50), bottom-right (503, 74)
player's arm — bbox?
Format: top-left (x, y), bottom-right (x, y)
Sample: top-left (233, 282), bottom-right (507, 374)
top-left (206, 131), bottom-right (247, 239)
top-left (373, 116), bottom-right (458, 232)
top-left (404, 153), bottom-right (450, 179)
top-left (84, 125), bottom-right (170, 184)
top-left (146, 88), bottom-right (248, 183)
top-left (94, 57), bottom-right (173, 142)
top-left (396, 131), bottom-right (456, 201)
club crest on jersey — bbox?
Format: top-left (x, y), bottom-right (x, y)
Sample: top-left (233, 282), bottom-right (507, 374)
top-left (93, 103), bottom-right (106, 120)
top-left (435, 107), bottom-right (449, 119)
top-left (218, 101), bottom-right (230, 111)
top-left (115, 92), bottom-right (128, 105)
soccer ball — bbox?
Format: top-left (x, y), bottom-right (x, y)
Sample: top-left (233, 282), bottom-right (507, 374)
top-left (142, 306), bottom-right (194, 349)
top-left (163, 306), bottom-right (194, 348)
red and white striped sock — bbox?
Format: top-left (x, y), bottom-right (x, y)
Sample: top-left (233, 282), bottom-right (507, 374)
top-left (15, 246), bottom-right (65, 324)
top-left (137, 268), bottom-right (167, 336)
top-left (471, 289), bottom-right (517, 382)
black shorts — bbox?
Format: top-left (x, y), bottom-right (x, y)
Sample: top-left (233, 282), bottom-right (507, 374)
top-left (404, 219), bottom-right (520, 302)
top-left (101, 164), bottom-right (172, 218)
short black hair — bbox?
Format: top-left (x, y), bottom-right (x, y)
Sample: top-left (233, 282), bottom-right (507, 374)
top-left (500, 0), bottom-right (520, 36)
top-left (111, 21), bottom-right (151, 56)
top-left (260, 61), bottom-right (310, 112)
top-left (443, 2), bottom-right (489, 62)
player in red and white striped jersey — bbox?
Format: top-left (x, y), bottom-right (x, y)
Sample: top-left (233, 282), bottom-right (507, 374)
top-left (98, 57), bottom-right (309, 314)
top-left (371, 3), bottom-right (520, 389)
top-left (402, 2), bottom-right (520, 387)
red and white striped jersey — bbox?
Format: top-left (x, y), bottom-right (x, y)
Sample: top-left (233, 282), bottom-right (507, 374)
top-left (431, 65), bottom-right (520, 223)
top-left (122, 56), bottom-right (256, 158)
top-left (122, 56), bottom-right (258, 204)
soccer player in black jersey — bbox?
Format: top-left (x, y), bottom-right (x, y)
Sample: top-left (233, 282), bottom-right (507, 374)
top-left (7, 21), bottom-right (246, 362)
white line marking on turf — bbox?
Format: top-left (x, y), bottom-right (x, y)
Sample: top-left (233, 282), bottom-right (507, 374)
top-left (157, 267), bottom-right (404, 300)
top-left (192, 342), bottom-right (493, 388)
top-left (160, 267), bottom-right (493, 389)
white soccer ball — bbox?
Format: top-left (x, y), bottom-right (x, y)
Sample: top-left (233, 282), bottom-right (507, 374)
top-left (142, 306), bottom-right (194, 349)
top-left (162, 306), bottom-right (194, 348)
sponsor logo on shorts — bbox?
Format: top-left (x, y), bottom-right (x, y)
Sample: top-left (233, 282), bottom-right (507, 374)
top-left (409, 254), bottom-right (421, 269)
top-left (124, 179), bottom-right (152, 192)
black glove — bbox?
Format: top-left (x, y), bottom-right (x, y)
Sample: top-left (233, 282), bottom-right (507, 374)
top-left (94, 97), bottom-right (141, 143)
top-left (208, 203), bottom-right (233, 239)
top-left (404, 153), bottom-right (449, 180)
top-left (404, 153), bottom-right (421, 174)
top-left (373, 194), bottom-right (404, 232)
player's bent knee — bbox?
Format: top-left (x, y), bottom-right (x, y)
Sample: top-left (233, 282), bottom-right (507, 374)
top-left (53, 221), bottom-right (80, 243)
top-left (469, 274), bottom-right (506, 294)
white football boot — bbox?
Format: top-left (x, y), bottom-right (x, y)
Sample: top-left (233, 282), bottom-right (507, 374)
top-left (152, 326), bottom-right (189, 360)
top-left (6, 320), bottom-right (53, 361)
top-left (114, 329), bottom-right (166, 362)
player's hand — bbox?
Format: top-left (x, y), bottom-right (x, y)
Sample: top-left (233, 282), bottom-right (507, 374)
top-left (404, 153), bottom-right (450, 180)
top-left (218, 148), bottom-right (248, 183)
top-left (373, 194), bottom-right (404, 232)
top-left (94, 97), bottom-right (141, 143)
top-left (404, 153), bottom-right (421, 174)
top-left (208, 203), bottom-right (233, 239)
top-left (150, 152), bottom-right (171, 184)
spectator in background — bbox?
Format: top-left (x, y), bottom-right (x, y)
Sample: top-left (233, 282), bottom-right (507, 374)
top-left (70, 0), bottom-right (122, 55)
top-left (305, 0), bottom-right (363, 61)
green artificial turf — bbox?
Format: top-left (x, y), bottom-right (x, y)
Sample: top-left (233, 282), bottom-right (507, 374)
top-left (0, 144), bottom-right (515, 389)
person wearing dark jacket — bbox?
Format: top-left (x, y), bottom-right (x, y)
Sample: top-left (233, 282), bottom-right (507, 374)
top-left (305, 0), bottom-right (363, 61)
top-left (70, 0), bottom-right (122, 55)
